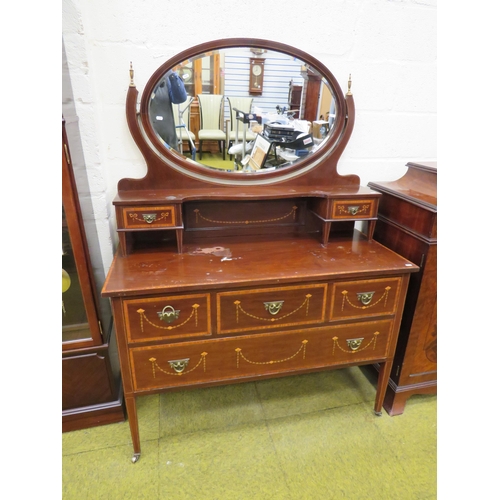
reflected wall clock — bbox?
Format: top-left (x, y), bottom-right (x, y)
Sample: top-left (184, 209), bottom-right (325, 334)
top-left (249, 58), bottom-right (265, 95)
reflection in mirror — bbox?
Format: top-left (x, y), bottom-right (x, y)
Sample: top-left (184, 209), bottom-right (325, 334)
top-left (148, 47), bottom-right (337, 174)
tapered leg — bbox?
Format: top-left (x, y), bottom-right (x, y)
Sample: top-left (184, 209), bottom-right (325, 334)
top-left (321, 221), bottom-right (332, 246)
top-left (374, 361), bottom-right (392, 415)
top-left (118, 232), bottom-right (128, 256)
top-left (367, 220), bottom-right (376, 241)
top-left (176, 228), bottom-right (183, 254)
top-left (125, 395), bottom-right (141, 463)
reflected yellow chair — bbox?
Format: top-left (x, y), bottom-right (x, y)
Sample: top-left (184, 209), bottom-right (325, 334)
top-left (197, 94), bottom-right (226, 160)
top-left (226, 96), bottom-right (257, 159)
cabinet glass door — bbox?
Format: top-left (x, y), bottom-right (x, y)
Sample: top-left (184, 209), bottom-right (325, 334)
top-left (62, 131), bottom-right (103, 350)
top-left (62, 204), bottom-right (93, 343)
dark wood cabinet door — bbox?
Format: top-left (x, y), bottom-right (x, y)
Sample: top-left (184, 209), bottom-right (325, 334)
top-left (62, 118), bottom-right (125, 431)
top-left (368, 162), bottom-right (437, 415)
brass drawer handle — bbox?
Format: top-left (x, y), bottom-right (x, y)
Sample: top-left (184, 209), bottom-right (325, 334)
top-left (157, 305), bottom-right (180, 323)
top-left (264, 301), bottom-right (284, 315)
top-left (168, 358), bottom-right (190, 373)
top-left (347, 206), bottom-right (360, 215)
top-left (346, 338), bottom-right (364, 351)
top-left (141, 213), bottom-right (157, 223)
top-left (356, 291), bottom-right (375, 306)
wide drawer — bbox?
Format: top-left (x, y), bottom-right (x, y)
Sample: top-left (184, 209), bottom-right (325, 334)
top-left (330, 277), bottom-right (402, 321)
top-left (332, 199), bottom-right (377, 220)
top-left (129, 319), bottom-right (393, 391)
top-left (216, 283), bottom-right (327, 334)
top-left (121, 205), bottom-right (177, 229)
top-left (123, 293), bottom-right (211, 343)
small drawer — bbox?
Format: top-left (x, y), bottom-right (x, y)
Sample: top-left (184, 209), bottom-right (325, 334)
top-left (332, 199), bottom-right (377, 220)
top-left (121, 205), bottom-right (177, 229)
top-left (123, 293), bottom-right (211, 343)
top-left (330, 277), bottom-right (402, 321)
top-left (129, 320), bottom-right (393, 392)
top-left (216, 283), bottom-right (328, 334)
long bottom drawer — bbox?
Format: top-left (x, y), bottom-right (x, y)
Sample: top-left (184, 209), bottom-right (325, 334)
top-left (130, 320), bottom-right (393, 391)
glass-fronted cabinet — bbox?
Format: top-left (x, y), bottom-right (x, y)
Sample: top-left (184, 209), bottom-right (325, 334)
top-left (62, 118), bottom-right (124, 431)
top-left (62, 156), bottom-right (102, 348)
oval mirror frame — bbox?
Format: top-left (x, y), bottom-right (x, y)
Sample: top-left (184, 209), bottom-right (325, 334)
top-left (136, 38), bottom-right (349, 185)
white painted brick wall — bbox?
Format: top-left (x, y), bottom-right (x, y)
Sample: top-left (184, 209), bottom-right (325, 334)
top-left (62, 0), bottom-right (437, 273)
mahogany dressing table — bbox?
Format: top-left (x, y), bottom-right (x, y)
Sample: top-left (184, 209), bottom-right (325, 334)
top-left (102, 39), bottom-right (419, 462)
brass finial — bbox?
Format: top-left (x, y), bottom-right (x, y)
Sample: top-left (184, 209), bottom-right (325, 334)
top-left (129, 61), bottom-right (135, 87)
top-left (347, 74), bottom-right (352, 96)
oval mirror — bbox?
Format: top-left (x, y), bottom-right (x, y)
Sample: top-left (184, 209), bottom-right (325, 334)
top-left (139, 39), bottom-right (347, 181)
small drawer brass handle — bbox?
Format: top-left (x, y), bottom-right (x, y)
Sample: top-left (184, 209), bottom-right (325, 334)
top-left (168, 358), bottom-right (190, 373)
top-left (356, 291), bottom-right (375, 306)
top-left (157, 305), bottom-right (180, 323)
top-left (141, 213), bottom-right (157, 223)
top-left (346, 338), bottom-right (364, 351)
top-left (347, 206), bottom-right (360, 215)
top-left (264, 301), bottom-right (284, 315)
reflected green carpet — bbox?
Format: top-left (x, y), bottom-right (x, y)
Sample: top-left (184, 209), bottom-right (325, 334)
top-left (194, 152), bottom-right (236, 171)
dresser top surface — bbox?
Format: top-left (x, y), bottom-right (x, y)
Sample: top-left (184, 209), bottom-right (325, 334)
top-left (102, 231), bottom-right (418, 297)
top-left (113, 185), bottom-right (381, 205)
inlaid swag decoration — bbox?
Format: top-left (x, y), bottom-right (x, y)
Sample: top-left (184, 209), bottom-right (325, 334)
top-left (128, 211), bottom-right (172, 224)
top-left (137, 303), bottom-right (200, 331)
top-left (341, 286), bottom-right (391, 311)
top-left (149, 352), bottom-right (207, 377)
top-left (235, 340), bottom-right (308, 367)
top-left (145, 329), bottom-right (382, 379)
top-left (193, 205), bottom-right (297, 225)
top-left (332, 332), bottom-right (380, 357)
top-left (234, 294), bottom-right (312, 323)
top-left (337, 204), bottom-right (371, 216)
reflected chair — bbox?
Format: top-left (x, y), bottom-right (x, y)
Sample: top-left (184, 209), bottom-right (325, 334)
top-left (173, 97), bottom-right (196, 158)
top-left (197, 94), bottom-right (226, 160)
top-left (226, 96), bottom-right (257, 160)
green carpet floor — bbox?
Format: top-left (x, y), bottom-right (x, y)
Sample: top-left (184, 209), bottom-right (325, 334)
top-left (62, 366), bottom-right (436, 499)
